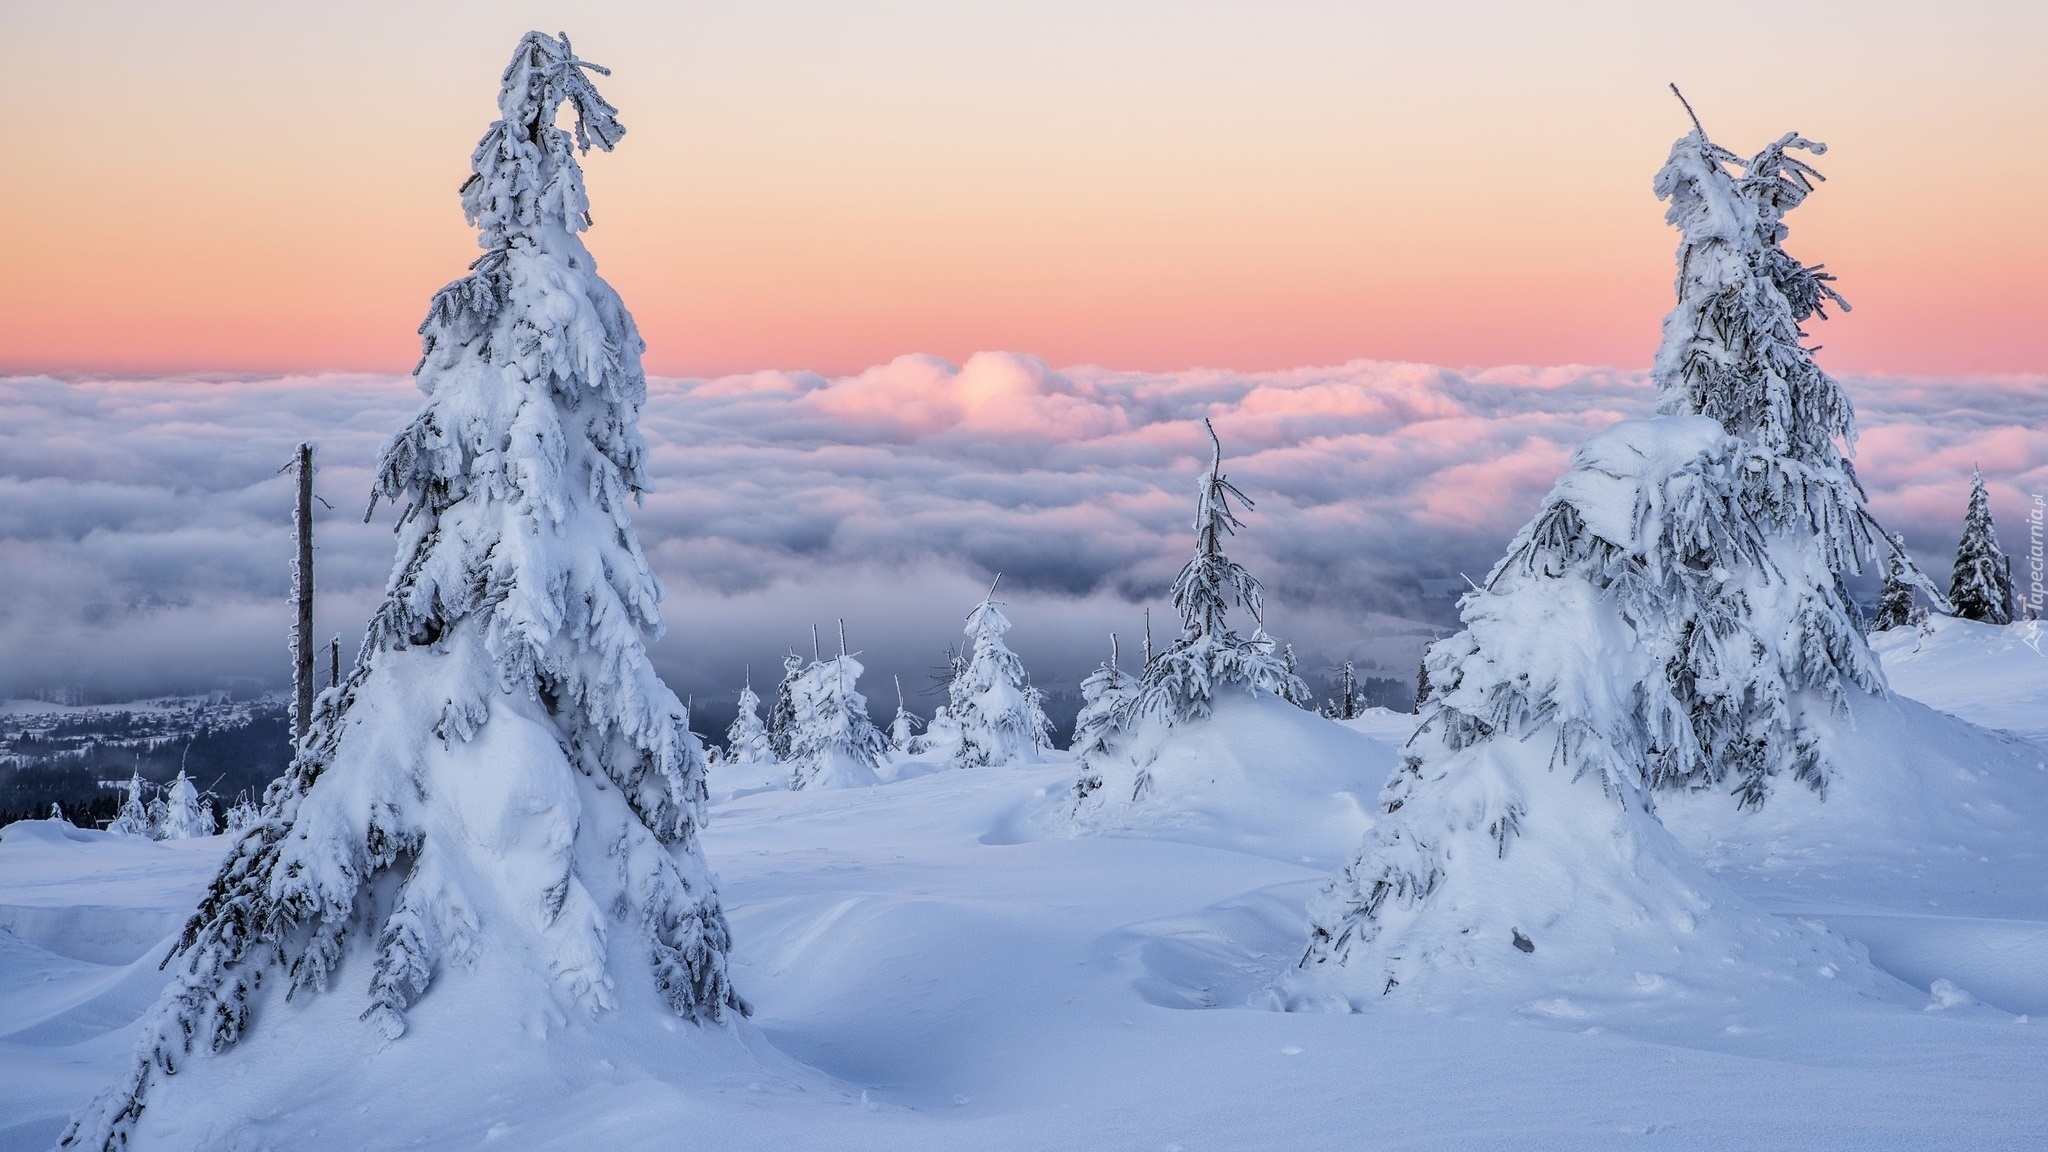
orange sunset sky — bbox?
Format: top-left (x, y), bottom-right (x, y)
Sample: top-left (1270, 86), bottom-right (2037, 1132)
top-left (2, 0), bottom-right (2042, 379)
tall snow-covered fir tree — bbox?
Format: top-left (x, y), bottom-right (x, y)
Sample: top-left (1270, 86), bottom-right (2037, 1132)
top-left (946, 578), bottom-right (1053, 768)
top-left (1639, 97), bottom-right (1902, 805)
top-left (922, 646), bottom-right (970, 757)
top-left (1282, 99), bottom-right (1906, 1008)
top-left (1124, 421), bottom-right (1304, 728)
top-left (887, 675), bottom-right (922, 754)
top-left (1320, 662), bottom-right (1359, 721)
top-left (220, 795), bottom-right (260, 835)
top-left (64, 34), bottom-right (740, 1150)
top-left (1073, 421), bottom-right (1306, 807)
top-left (1023, 682), bottom-right (1056, 751)
top-left (157, 770), bottom-right (214, 840)
top-left (1069, 634), bottom-right (1134, 763)
top-left (786, 628), bottom-right (889, 790)
top-left (1871, 533), bottom-right (1916, 632)
top-left (725, 675), bottom-right (772, 765)
top-left (1281, 419), bottom-right (1887, 1007)
top-left (107, 770), bottom-right (151, 838)
top-left (1949, 470), bottom-right (2014, 625)
top-left (766, 651), bottom-right (803, 762)
top-left (1280, 644), bottom-right (1318, 710)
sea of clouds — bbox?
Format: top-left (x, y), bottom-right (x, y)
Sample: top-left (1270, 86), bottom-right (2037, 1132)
top-left (2, 356), bottom-right (2042, 724)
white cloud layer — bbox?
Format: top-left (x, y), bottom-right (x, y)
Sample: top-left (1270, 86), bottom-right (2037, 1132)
top-left (3, 357), bottom-right (2042, 711)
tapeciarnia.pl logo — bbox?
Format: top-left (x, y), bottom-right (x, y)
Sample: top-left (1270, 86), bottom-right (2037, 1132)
top-left (2023, 493), bottom-right (2044, 654)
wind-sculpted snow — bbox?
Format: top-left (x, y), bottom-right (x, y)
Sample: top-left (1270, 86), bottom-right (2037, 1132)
top-left (8, 621), bottom-right (2048, 1149)
top-left (2, 360), bottom-right (2043, 704)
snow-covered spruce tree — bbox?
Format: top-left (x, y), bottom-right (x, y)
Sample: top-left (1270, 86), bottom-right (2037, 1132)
top-left (1282, 418), bottom-right (1887, 1006)
top-left (725, 675), bottom-right (772, 765)
top-left (786, 628), bottom-right (889, 790)
top-left (1023, 682), bottom-right (1056, 751)
top-left (221, 795), bottom-right (260, 834)
top-left (947, 577), bottom-right (1051, 768)
top-left (766, 651), bottom-right (803, 762)
top-left (64, 34), bottom-right (740, 1150)
top-left (913, 706), bottom-right (961, 758)
top-left (1131, 422), bottom-right (1307, 725)
top-left (107, 770), bottom-right (151, 837)
top-left (1280, 644), bottom-right (1317, 710)
top-left (1073, 421), bottom-right (1307, 806)
top-left (50, 802), bottom-right (68, 824)
top-left (1871, 533), bottom-right (1916, 632)
top-left (1320, 661), bottom-right (1359, 721)
top-left (887, 675), bottom-right (922, 754)
top-left (1639, 97), bottom-right (1904, 805)
top-left (1282, 100), bottom-right (1909, 1006)
top-left (1069, 634), bottom-right (1135, 763)
top-left (157, 770), bottom-right (215, 840)
top-left (1949, 470), bottom-right (2014, 624)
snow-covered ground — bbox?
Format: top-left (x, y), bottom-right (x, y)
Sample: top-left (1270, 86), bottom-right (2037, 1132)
top-left (4, 621), bottom-right (2047, 1150)
top-left (1870, 615), bottom-right (2048, 741)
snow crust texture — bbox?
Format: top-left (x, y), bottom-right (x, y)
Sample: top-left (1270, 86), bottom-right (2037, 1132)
top-left (8, 629), bottom-right (2048, 1150)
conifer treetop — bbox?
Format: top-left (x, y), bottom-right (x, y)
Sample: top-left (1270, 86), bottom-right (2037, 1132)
top-left (950, 575), bottom-right (1051, 767)
top-left (964, 573), bottom-right (1013, 641)
top-left (1653, 88), bottom-right (1854, 469)
top-left (1950, 469), bottom-right (2014, 624)
top-left (1079, 421), bottom-right (1305, 758)
top-left (1175, 418), bottom-right (1265, 640)
top-left (466, 32), bottom-right (621, 247)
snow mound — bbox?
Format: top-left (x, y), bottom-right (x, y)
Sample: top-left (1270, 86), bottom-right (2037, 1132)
top-left (1106, 881), bottom-right (1321, 1011)
top-left (1271, 716), bottom-right (1902, 1021)
top-left (1869, 615), bottom-right (2048, 741)
top-left (1660, 685), bottom-right (2048, 1015)
top-left (1662, 688), bottom-right (2048, 892)
top-left (1058, 693), bottom-right (1396, 869)
top-left (113, 914), bottom-right (812, 1152)
top-left (0, 822), bottom-right (229, 965)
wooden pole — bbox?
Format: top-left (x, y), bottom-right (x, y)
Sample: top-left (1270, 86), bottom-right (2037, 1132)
top-left (293, 442), bottom-right (315, 743)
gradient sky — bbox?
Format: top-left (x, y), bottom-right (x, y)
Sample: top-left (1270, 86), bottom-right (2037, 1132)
top-left (3, 0), bottom-right (2042, 378)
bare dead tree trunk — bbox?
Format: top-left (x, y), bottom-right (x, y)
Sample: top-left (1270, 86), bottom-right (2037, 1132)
top-left (293, 442), bottom-right (315, 743)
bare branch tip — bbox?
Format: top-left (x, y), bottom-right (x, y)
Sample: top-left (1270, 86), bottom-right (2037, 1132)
top-left (1668, 84), bottom-right (1706, 138)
